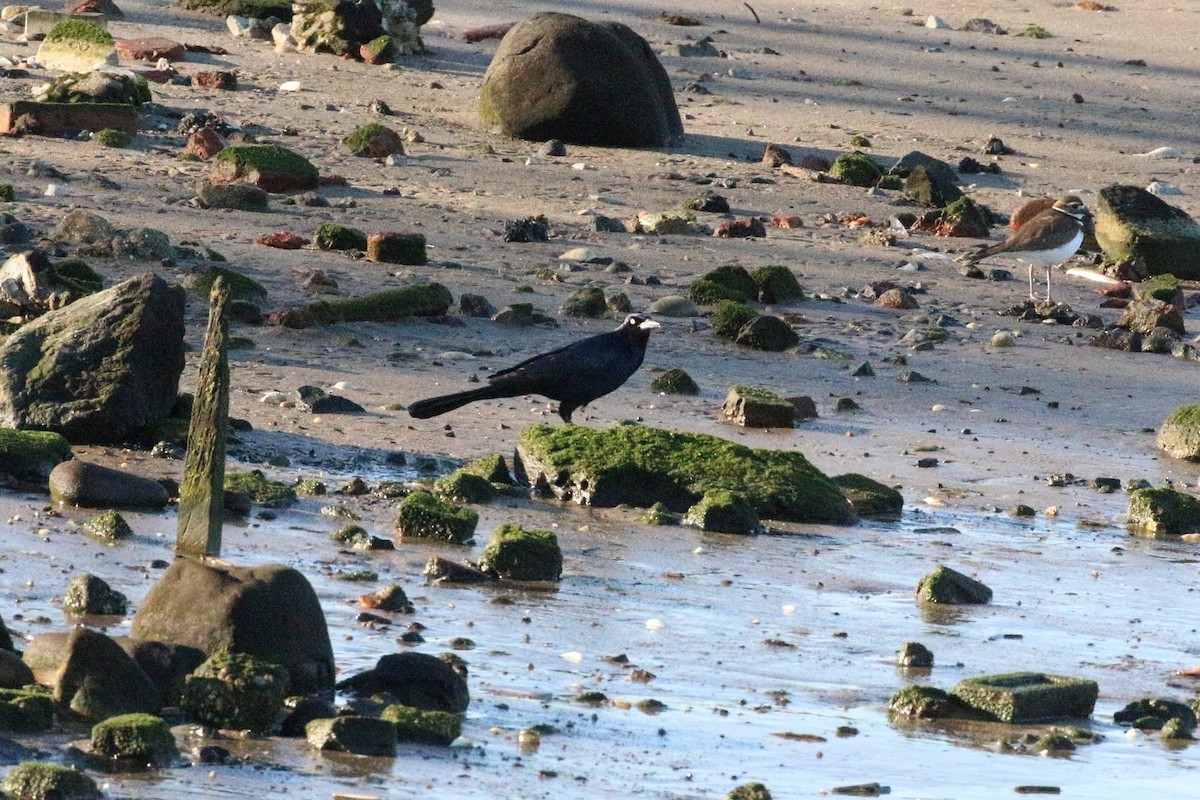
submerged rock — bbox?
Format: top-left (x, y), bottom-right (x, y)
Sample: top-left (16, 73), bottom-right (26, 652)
top-left (831, 473), bottom-right (903, 520)
top-left (381, 703), bottom-right (462, 744)
top-left (515, 423), bottom-right (857, 524)
top-left (55, 628), bottom-right (160, 722)
top-left (306, 716), bottom-right (397, 756)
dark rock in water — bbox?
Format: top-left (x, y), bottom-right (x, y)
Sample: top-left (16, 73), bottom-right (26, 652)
top-left (49, 461), bottom-right (169, 508)
top-left (0, 273), bottom-right (185, 444)
top-left (279, 694), bottom-right (336, 737)
top-left (306, 715), bottom-right (397, 755)
top-left (131, 560), bottom-right (335, 693)
top-left (2, 762), bottom-right (101, 800)
top-left (480, 12), bottom-right (682, 147)
top-left (0, 649), bottom-right (34, 689)
top-left (182, 650), bottom-right (289, 733)
top-left (124, 639), bottom-right (207, 706)
top-left (725, 781), bottom-right (773, 800)
top-left (1114, 697), bottom-right (1197, 731)
top-left (55, 628), bottom-right (161, 721)
top-left (0, 429), bottom-right (72, 485)
top-left (1094, 184), bottom-right (1200, 278)
top-left (477, 523), bottom-right (563, 580)
top-left (381, 703), bottom-right (462, 745)
top-left (338, 652), bottom-right (470, 713)
top-left (950, 672), bottom-right (1098, 723)
top-left (889, 685), bottom-right (969, 718)
top-left (63, 573), bottom-right (128, 616)
top-left (1157, 405), bottom-right (1200, 461)
top-left (423, 555), bottom-right (494, 584)
top-left (896, 642), bottom-right (933, 668)
top-left (1127, 486), bottom-right (1200, 535)
top-left (915, 565), bottom-right (992, 604)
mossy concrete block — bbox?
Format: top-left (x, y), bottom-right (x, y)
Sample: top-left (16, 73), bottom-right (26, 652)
top-left (915, 565), bottom-right (992, 604)
top-left (433, 470), bottom-right (497, 504)
top-left (0, 101), bottom-right (137, 136)
top-left (832, 473), bottom-right (903, 520)
top-left (395, 490), bottom-right (478, 543)
top-left (1157, 405), bottom-right (1200, 461)
top-left (649, 367), bottom-right (700, 395)
top-left (1127, 486), bottom-right (1200, 535)
top-left (515, 423), bottom-right (856, 524)
top-left (477, 523), bottom-right (562, 581)
top-left (560, 286), bottom-right (607, 318)
top-left (381, 703), bottom-right (462, 744)
top-left (312, 223), bottom-right (367, 251)
top-left (1, 763), bottom-right (100, 800)
top-left (951, 672), bottom-right (1099, 722)
top-left (751, 264), bottom-right (804, 303)
top-left (181, 650), bottom-right (290, 733)
top-left (0, 689), bottom-right (54, 732)
top-left (710, 300), bottom-right (758, 339)
top-left (0, 428), bottom-right (72, 483)
top-left (683, 489), bottom-right (759, 534)
top-left (300, 283), bottom-right (452, 324)
top-left (306, 715), bottom-right (397, 756)
top-left (734, 315), bottom-right (799, 352)
top-left (1094, 184), bottom-right (1200, 279)
top-left (91, 712), bottom-right (178, 767)
top-left (366, 231), bottom-right (427, 265)
top-left (209, 144), bottom-right (319, 193)
top-left (722, 385), bottom-right (795, 428)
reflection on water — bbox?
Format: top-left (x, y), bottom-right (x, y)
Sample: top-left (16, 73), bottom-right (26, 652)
top-left (1, 491), bottom-right (1198, 799)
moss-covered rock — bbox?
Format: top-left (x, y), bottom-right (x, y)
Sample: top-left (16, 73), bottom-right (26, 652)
top-left (313, 223), bottom-right (368, 251)
top-left (287, 283), bottom-right (452, 326)
top-left (915, 565), bottom-right (992, 604)
top-left (950, 672), bottom-right (1099, 723)
top-left (341, 123), bottom-right (404, 158)
top-left (1127, 486), bottom-right (1200, 535)
top-left (381, 703), bottom-right (462, 744)
top-left (178, 0), bottom-right (291, 17)
top-left (1157, 405), bottom-right (1200, 461)
top-left (683, 489), bottom-right (759, 534)
top-left (306, 715), bottom-right (397, 756)
top-left (331, 525), bottom-right (393, 551)
top-left (42, 71), bottom-right (150, 106)
top-left (225, 470), bottom-right (297, 506)
top-left (722, 385), bottom-right (794, 428)
top-left (734, 315), bottom-right (799, 352)
top-left (362, 34), bottom-right (396, 63)
top-left (750, 264), bottom-right (804, 303)
top-left (0, 429), bottom-right (72, 483)
top-left (395, 490), bottom-right (478, 543)
top-left (477, 523), bottom-right (563, 581)
top-left (559, 286), bottom-right (608, 318)
top-left (93, 128), bottom-right (132, 147)
top-left (366, 231), bottom-right (427, 265)
top-left (726, 782), bottom-right (773, 800)
top-left (186, 265), bottom-right (268, 301)
top-left (54, 259), bottom-right (104, 296)
top-left (831, 473), bottom-right (903, 520)
top-left (649, 367), bottom-right (700, 395)
top-left (689, 264), bottom-right (757, 304)
top-left (461, 453), bottom-right (514, 485)
top-left (641, 501), bottom-right (679, 525)
top-left (710, 300), bottom-right (758, 339)
top-left (829, 152), bottom-right (883, 187)
top-left (1115, 698), bottom-right (1196, 732)
top-left (181, 649), bottom-right (290, 733)
top-left (63, 573), bottom-right (128, 616)
top-left (210, 144), bottom-right (319, 193)
top-left (433, 470), bottom-right (497, 504)
top-left (887, 685), bottom-right (967, 718)
top-left (516, 423), bottom-right (856, 524)
top-left (1, 763), bottom-right (100, 800)
top-left (91, 712), bottom-right (178, 767)
top-left (83, 509), bottom-right (132, 540)
top-left (0, 688), bottom-right (54, 732)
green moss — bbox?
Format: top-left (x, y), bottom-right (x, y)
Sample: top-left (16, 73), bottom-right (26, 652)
top-left (225, 469), bottom-right (297, 506)
top-left (461, 453), bottom-right (513, 485)
top-left (0, 429), bottom-right (72, 481)
top-left (83, 509), bottom-right (132, 540)
top-left (1, 763), bottom-right (99, 800)
top-left (516, 424), bottom-right (856, 524)
top-left (295, 478), bottom-right (327, 496)
top-left (187, 265), bottom-right (267, 301)
top-left (395, 490), bottom-right (478, 543)
top-left (1017, 24), bottom-right (1052, 38)
top-left (829, 152), bottom-right (883, 187)
top-left (380, 703), bottom-right (462, 744)
top-left (683, 489), bottom-right (759, 534)
top-left (313, 222), bottom-right (367, 251)
top-left (212, 144), bottom-right (318, 184)
top-left (93, 128), bottom-right (131, 147)
top-left (560, 286), bottom-right (607, 318)
top-left (477, 523), bottom-right (563, 581)
top-left (735, 315), bottom-right (799, 351)
top-left (341, 122), bottom-right (403, 157)
top-left (711, 300), bottom-right (759, 339)
top-left (831, 473), bottom-right (903, 520)
top-left (301, 283), bottom-right (452, 324)
top-left (689, 264), bottom-right (756, 304)
top-left (433, 470), bottom-right (497, 504)
top-left (941, 195), bottom-right (992, 236)
top-left (368, 232), bottom-right (427, 265)
top-left (916, 565), bottom-right (992, 604)
top-left (951, 673), bottom-right (1098, 723)
top-left (848, 134), bottom-right (871, 148)
top-left (362, 34), bottom-right (395, 61)
top-left (1139, 273), bottom-right (1182, 303)
top-left (650, 367), bottom-right (700, 395)
top-left (0, 689), bottom-right (54, 732)
top-left (641, 501), bottom-right (679, 525)
top-left (181, 650), bottom-right (290, 734)
top-left (1033, 731), bottom-right (1076, 752)
top-left (750, 265), bottom-right (804, 303)
top-left (887, 685), bottom-right (965, 718)
top-left (91, 713), bottom-right (177, 766)
top-left (727, 782), bottom-right (773, 800)
top-left (1127, 487), bottom-right (1200, 535)
top-left (46, 19), bottom-right (113, 44)
top-left (1157, 404), bottom-right (1200, 461)
top-left (54, 258), bottom-right (103, 296)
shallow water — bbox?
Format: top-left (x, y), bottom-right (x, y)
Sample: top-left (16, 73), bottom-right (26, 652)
top-left (2, 483), bottom-right (1198, 799)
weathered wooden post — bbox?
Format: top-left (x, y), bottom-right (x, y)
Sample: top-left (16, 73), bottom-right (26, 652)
top-left (176, 278), bottom-right (229, 556)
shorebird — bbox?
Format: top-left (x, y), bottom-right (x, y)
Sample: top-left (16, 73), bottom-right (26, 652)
top-left (962, 195), bottom-right (1091, 302)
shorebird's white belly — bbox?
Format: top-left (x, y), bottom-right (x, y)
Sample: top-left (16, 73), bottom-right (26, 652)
top-left (1015, 228), bottom-right (1084, 265)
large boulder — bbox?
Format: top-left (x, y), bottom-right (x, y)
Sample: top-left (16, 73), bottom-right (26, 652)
top-left (0, 273), bottom-right (185, 444)
top-left (479, 13), bottom-right (683, 147)
top-left (130, 560), bottom-right (334, 693)
top-left (54, 628), bottom-right (161, 722)
top-left (1094, 184), bottom-right (1200, 278)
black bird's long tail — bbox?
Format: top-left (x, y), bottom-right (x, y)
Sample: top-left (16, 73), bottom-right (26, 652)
top-left (407, 385), bottom-right (514, 419)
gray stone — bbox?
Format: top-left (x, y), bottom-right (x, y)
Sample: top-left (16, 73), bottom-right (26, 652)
top-left (722, 385), bottom-right (795, 428)
top-left (113, 227), bottom-right (173, 261)
top-left (49, 461), bottom-right (169, 508)
top-left (1157, 405), bottom-right (1200, 461)
top-left (197, 181), bottom-right (269, 211)
top-left (0, 273), bottom-right (185, 444)
top-left (1094, 184), bottom-right (1200, 278)
top-left (648, 295), bottom-right (699, 317)
top-left (480, 13), bottom-right (682, 147)
top-left (51, 209), bottom-right (116, 244)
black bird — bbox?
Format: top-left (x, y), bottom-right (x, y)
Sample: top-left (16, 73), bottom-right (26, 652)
top-left (408, 313), bottom-right (661, 423)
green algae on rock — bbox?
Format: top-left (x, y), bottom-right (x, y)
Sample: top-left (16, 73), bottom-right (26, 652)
top-left (225, 469), bottom-right (296, 506)
top-left (285, 283), bottom-right (452, 326)
top-left (341, 122), bottom-right (404, 158)
top-left (1157, 405), bottom-right (1200, 461)
top-left (887, 685), bottom-right (968, 718)
top-left (734, 315), bottom-right (799, 352)
top-left (950, 672), bottom-right (1098, 723)
top-left (1127, 486), bottom-right (1200, 535)
top-left (726, 782), bottom-right (773, 800)
top-left (312, 222), bottom-right (368, 251)
top-left (915, 565), bottom-right (992, 604)
top-left (185, 265), bottom-right (268, 301)
top-left (710, 300), bottom-right (759, 339)
top-left (181, 649), bottom-right (290, 733)
top-left (477, 523), bottom-right (563, 581)
top-left (0, 688), bottom-right (54, 732)
top-left (831, 473), bottom-right (903, 520)
top-left (83, 509), bottom-right (132, 540)
top-left (1, 762), bottom-right (100, 800)
top-left (829, 152), bottom-right (883, 187)
top-left (461, 453), bottom-right (514, 485)
top-left (0, 429), bottom-right (72, 483)
top-left (91, 712), bottom-right (178, 767)
top-left (209, 144), bottom-right (319, 193)
top-left (306, 715), bottom-right (397, 756)
top-left (722, 385), bottom-right (794, 428)
top-left (381, 703), bottom-right (462, 744)
top-left (750, 264), bottom-right (804, 303)
top-left (515, 423), bottom-right (857, 524)
top-left (559, 286), bottom-right (607, 318)
top-left (433, 469), bottom-right (498, 504)
top-left (683, 488), bottom-right (760, 534)
top-left (395, 490), bottom-right (478, 543)
top-left (649, 367), bottom-right (700, 395)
